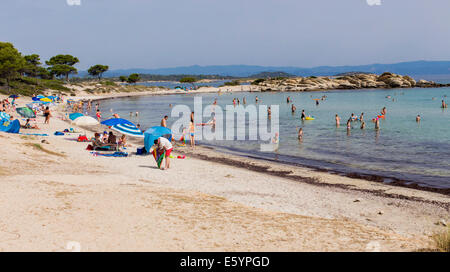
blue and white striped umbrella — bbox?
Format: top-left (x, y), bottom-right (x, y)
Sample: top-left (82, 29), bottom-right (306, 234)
top-left (111, 123), bottom-right (144, 138)
top-left (0, 112), bottom-right (11, 120)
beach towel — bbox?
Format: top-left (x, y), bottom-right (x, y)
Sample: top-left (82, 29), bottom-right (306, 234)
top-left (54, 131), bottom-right (65, 136)
top-left (91, 151), bottom-right (128, 157)
top-left (19, 133), bottom-right (49, 137)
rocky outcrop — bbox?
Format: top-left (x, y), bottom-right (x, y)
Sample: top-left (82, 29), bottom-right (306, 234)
top-left (254, 72), bottom-right (449, 92)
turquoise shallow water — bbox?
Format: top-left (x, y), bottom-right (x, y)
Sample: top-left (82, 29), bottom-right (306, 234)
top-left (96, 87), bottom-right (450, 189)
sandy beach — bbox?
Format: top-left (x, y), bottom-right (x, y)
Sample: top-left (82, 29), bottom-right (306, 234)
top-left (0, 91), bottom-right (448, 252)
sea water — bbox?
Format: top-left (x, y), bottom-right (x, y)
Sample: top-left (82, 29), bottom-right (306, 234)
top-left (97, 87), bottom-right (450, 189)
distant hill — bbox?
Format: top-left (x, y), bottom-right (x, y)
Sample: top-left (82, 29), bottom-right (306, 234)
top-left (249, 71), bottom-right (295, 78)
top-left (86, 61), bottom-right (450, 78)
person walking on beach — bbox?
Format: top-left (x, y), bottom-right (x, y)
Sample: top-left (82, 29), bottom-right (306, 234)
top-left (335, 114), bottom-right (340, 127)
top-left (161, 115), bottom-right (168, 127)
top-left (189, 121), bottom-right (195, 148)
top-left (153, 136), bottom-right (173, 170)
top-left (96, 109), bottom-right (102, 122)
top-left (44, 107), bottom-right (51, 124)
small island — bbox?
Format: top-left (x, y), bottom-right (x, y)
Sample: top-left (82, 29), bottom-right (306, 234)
top-left (253, 72), bottom-right (450, 92)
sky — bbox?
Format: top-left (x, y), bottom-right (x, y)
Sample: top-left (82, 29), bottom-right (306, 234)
top-left (1, 0), bottom-right (450, 70)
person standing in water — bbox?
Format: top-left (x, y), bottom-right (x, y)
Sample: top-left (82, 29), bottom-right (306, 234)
top-left (360, 121), bottom-right (366, 129)
top-left (375, 118), bottom-right (380, 130)
top-left (301, 110), bottom-right (306, 121)
top-left (287, 96), bottom-right (291, 103)
top-left (161, 115), bottom-right (168, 127)
top-left (243, 97), bottom-right (246, 105)
top-left (298, 128), bottom-right (303, 141)
top-left (416, 115), bottom-right (421, 122)
top-left (255, 96), bottom-right (259, 103)
top-left (442, 100), bottom-right (448, 108)
top-left (360, 112), bottom-right (364, 122)
top-left (291, 104), bottom-right (296, 113)
top-left (335, 114), bottom-right (340, 127)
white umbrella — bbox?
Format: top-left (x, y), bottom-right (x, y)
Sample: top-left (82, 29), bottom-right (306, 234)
top-left (72, 116), bottom-right (99, 126)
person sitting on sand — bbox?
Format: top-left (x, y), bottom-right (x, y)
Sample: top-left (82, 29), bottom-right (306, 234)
top-left (92, 133), bottom-right (115, 150)
top-left (22, 119), bottom-right (39, 129)
top-left (102, 131), bottom-right (109, 143)
top-left (118, 135), bottom-right (129, 148)
top-left (107, 131), bottom-right (117, 145)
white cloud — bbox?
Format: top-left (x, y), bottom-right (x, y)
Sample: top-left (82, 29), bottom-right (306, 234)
top-left (67, 0), bottom-right (81, 6)
top-left (366, 0), bottom-right (382, 6)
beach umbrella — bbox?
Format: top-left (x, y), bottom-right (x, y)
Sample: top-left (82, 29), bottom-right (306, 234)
top-left (40, 97), bottom-right (52, 103)
top-left (144, 126), bottom-right (172, 152)
top-left (112, 123), bottom-right (144, 138)
top-left (72, 116), bottom-right (99, 126)
top-left (9, 95), bottom-right (19, 99)
top-left (16, 107), bottom-right (36, 118)
top-left (69, 112), bottom-right (84, 121)
top-left (0, 112), bottom-right (10, 120)
top-left (101, 118), bottom-right (134, 127)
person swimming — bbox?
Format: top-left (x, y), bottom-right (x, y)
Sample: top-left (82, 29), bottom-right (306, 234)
top-left (298, 128), bottom-right (303, 140)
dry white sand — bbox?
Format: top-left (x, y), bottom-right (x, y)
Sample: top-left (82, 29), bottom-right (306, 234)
top-left (0, 94), bottom-right (448, 252)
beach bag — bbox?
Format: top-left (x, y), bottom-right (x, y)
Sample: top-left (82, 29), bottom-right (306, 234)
top-left (136, 147), bottom-right (146, 155)
top-left (77, 135), bottom-right (89, 142)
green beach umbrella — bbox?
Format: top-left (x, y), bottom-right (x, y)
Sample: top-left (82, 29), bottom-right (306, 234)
top-left (16, 107), bottom-right (36, 119)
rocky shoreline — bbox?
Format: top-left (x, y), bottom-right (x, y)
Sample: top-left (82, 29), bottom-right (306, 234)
top-left (254, 72), bottom-right (450, 92)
